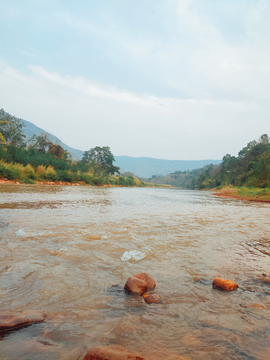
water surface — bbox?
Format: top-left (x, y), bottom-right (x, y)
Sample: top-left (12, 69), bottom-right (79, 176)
top-left (1, 185), bottom-right (270, 359)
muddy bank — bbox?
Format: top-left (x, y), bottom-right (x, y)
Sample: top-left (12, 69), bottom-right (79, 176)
top-left (212, 188), bottom-right (270, 203)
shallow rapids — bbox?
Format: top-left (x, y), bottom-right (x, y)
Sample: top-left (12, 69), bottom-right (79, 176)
top-left (1, 185), bottom-right (270, 359)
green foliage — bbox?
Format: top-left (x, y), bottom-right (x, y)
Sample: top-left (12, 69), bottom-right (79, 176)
top-left (0, 161), bottom-right (21, 180)
top-left (0, 109), bottom-right (26, 146)
top-left (0, 144), bottom-right (143, 187)
top-left (0, 109), bottom-right (154, 188)
top-left (147, 134), bottom-right (270, 190)
top-left (193, 135), bottom-right (270, 189)
top-left (82, 146), bottom-right (120, 175)
top-left (146, 168), bottom-right (205, 188)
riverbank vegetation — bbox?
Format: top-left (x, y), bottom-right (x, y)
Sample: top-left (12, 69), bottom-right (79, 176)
top-left (194, 134), bottom-right (270, 190)
top-left (0, 109), bottom-right (144, 187)
top-left (146, 134), bottom-right (270, 196)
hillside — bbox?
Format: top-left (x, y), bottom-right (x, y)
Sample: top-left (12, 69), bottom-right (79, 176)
top-left (22, 119), bottom-right (221, 177)
top-left (22, 119), bottom-right (84, 160)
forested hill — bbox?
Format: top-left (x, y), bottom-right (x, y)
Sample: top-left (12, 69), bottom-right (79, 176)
top-left (193, 135), bottom-right (270, 189)
top-left (148, 134), bottom-right (270, 189)
top-left (22, 119), bottom-right (221, 178)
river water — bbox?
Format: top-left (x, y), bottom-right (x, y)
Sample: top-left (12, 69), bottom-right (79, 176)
top-left (1, 185), bottom-right (270, 360)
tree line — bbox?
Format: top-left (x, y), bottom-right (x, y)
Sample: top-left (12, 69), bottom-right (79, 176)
top-left (0, 109), bottom-right (141, 186)
top-left (194, 134), bottom-right (270, 189)
top-left (145, 134), bottom-right (270, 190)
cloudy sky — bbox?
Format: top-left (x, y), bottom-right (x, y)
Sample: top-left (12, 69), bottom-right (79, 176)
top-left (1, 0), bottom-right (270, 160)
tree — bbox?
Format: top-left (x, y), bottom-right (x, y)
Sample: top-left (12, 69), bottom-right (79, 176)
top-left (0, 120), bottom-right (10, 143)
top-left (0, 109), bottom-right (26, 146)
top-left (28, 133), bottom-right (53, 153)
top-left (82, 146), bottom-right (120, 175)
top-left (48, 143), bottom-right (69, 159)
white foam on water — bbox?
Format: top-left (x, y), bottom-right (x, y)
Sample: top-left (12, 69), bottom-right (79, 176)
top-left (15, 229), bottom-right (27, 237)
top-left (59, 247), bottom-right (68, 252)
top-left (121, 250), bottom-right (146, 262)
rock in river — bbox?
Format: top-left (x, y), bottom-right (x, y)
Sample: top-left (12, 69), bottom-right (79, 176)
top-left (0, 313), bottom-right (45, 332)
top-left (124, 276), bottom-right (148, 295)
top-left (143, 293), bottom-right (162, 304)
top-left (124, 272), bottom-right (156, 295)
top-left (212, 277), bottom-right (238, 291)
top-left (133, 272), bottom-right (156, 291)
top-left (83, 344), bottom-right (145, 360)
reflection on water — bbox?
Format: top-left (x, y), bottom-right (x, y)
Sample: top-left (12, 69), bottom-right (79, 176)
top-left (1, 185), bottom-right (270, 359)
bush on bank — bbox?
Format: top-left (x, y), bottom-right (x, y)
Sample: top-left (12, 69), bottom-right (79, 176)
top-left (0, 160), bottom-right (144, 187)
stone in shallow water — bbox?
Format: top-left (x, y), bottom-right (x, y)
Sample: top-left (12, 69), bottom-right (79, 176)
top-left (143, 293), bottom-right (162, 304)
top-left (258, 275), bottom-right (270, 284)
top-left (133, 273), bottom-right (156, 291)
top-left (124, 272), bottom-right (156, 295)
top-left (124, 276), bottom-right (148, 295)
top-left (212, 277), bottom-right (238, 291)
top-left (0, 313), bottom-right (45, 332)
top-left (83, 344), bottom-right (145, 360)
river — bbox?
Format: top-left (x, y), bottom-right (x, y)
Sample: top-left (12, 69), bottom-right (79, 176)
top-left (1, 185), bottom-right (270, 360)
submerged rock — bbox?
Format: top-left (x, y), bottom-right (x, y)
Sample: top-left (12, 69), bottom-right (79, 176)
top-left (143, 293), bottom-right (162, 304)
top-left (107, 284), bottom-right (124, 293)
top-left (124, 276), bottom-right (148, 295)
top-left (212, 277), bottom-right (238, 291)
top-left (0, 312), bottom-right (45, 332)
top-left (258, 275), bottom-right (270, 284)
top-left (83, 344), bottom-right (145, 360)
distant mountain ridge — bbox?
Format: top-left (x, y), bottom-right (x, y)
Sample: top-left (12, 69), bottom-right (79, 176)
top-left (22, 119), bottom-right (221, 178)
top-left (115, 156), bottom-right (221, 178)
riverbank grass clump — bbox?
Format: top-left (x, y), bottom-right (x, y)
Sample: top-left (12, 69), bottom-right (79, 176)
top-left (237, 187), bottom-right (270, 200)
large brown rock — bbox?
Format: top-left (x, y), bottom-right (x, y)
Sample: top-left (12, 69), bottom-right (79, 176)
top-left (124, 273), bottom-right (156, 295)
top-left (212, 277), bottom-right (238, 291)
top-left (133, 273), bottom-right (156, 291)
top-left (83, 344), bottom-right (145, 360)
top-left (124, 276), bottom-right (148, 295)
top-left (0, 313), bottom-right (45, 332)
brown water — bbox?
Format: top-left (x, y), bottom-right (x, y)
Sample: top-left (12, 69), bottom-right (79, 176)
top-left (1, 185), bottom-right (270, 360)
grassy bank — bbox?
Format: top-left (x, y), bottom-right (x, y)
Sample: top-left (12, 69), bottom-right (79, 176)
top-left (212, 186), bottom-right (270, 203)
top-left (0, 160), bottom-right (145, 187)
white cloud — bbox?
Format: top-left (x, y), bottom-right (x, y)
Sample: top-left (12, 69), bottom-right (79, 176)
top-left (0, 62), bottom-right (268, 160)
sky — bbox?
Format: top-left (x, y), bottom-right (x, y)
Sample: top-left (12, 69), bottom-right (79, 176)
top-left (1, 0), bottom-right (270, 160)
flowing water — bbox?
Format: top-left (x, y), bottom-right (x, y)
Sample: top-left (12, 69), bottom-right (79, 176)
top-left (1, 185), bottom-right (270, 360)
